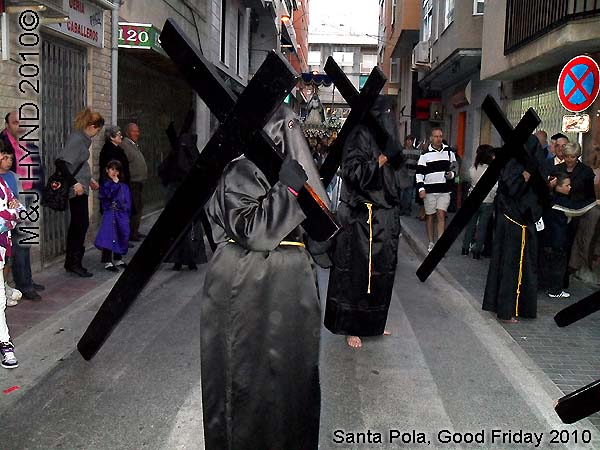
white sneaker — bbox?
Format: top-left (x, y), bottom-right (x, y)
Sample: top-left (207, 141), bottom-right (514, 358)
top-left (4, 283), bottom-right (21, 302)
top-left (548, 290), bottom-right (571, 298)
top-left (427, 242), bottom-right (435, 252)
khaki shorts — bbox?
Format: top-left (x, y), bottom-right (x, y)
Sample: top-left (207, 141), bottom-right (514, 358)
top-left (423, 192), bottom-right (451, 215)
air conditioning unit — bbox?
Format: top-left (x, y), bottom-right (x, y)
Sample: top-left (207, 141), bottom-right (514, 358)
top-left (429, 101), bottom-right (444, 122)
top-left (412, 41), bottom-right (430, 68)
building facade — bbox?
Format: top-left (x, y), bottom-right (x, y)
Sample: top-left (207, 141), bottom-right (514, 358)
top-left (482, 0), bottom-right (600, 164)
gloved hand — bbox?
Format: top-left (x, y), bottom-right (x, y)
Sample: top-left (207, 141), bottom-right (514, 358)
top-left (279, 157), bottom-right (308, 193)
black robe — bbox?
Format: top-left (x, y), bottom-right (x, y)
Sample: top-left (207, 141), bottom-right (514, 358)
top-left (324, 122), bottom-right (401, 336)
top-left (483, 137), bottom-right (547, 320)
top-left (199, 107), bottom-right (326, 450)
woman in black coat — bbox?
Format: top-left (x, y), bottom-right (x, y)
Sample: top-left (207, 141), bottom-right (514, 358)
top-left (99, 126), bottom-right (131, 186)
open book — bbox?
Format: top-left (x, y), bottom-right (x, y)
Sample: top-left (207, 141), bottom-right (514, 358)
top-left (552, 200), bottom-right (598, 217)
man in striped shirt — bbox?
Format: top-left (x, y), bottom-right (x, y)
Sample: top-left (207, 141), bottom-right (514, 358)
top-left (416, 128), bottom-right (457, 252)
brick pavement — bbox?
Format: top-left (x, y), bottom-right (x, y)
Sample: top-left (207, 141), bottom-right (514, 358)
top-left (5, 212), bottom-right (160, 339)
top-left (400, 209), bottom-right (600, 430)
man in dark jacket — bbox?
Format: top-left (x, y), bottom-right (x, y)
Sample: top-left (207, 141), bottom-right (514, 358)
top-left (324, 95), bottom-right (403, 348)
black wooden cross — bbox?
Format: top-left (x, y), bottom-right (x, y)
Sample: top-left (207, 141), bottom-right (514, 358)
top-left (553, 287), bottom-right (600, 423)
top-left (319, 57), bottom-right (390, 187)
top-left (416, 96), bottom-right (546, 281)
top-left (77, 20), bottom-right (335, 360)
top-left (159, 20), bottom-right (339, 242)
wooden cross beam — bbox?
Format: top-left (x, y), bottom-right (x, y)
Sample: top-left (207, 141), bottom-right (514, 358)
top-left (159, 19), bottom-right (339, 242)
top-left (416, 96), bottom-right (542, 281)
top-left (77, 28), bottom-right (301, 361)
top-left (319, 57), bottom-right (389, 187)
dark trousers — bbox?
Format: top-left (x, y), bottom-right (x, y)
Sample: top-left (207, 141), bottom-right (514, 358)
top-left (398, 186), bottom-right (413, 215)
top-left (101, 249), bottom-right (122, 263)
top-left (11, 242), bottom-right (32, 290)
top-left (65, 194), bottom-right (89, 269)
top-left (541, 247), bottom-right (568, 295)
top-left (462, 203), bottom-right (494, 253)
top-left (130, 181), bottom-right (144, 237)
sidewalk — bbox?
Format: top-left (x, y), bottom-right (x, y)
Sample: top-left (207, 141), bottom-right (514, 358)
top-left (400, 209), bottom-right (600, 430)
top-left (5, 210), bottom-right (161, 339)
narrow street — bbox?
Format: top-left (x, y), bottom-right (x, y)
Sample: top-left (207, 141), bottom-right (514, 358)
top-left (0, 232), bottom-right (597, 449)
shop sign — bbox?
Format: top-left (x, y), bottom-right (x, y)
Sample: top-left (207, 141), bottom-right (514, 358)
top-left (118, 23), bottom-right (165, 56)
top-left (557, 55), bottom-right (600, 113)
top-left (562, 114), bottom-right (590, 133)
top-left (46, 0), bottom-right (105, 48)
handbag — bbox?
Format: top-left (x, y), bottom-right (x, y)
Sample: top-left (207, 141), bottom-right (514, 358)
top-left (41, 159), bottom-right (85, 211)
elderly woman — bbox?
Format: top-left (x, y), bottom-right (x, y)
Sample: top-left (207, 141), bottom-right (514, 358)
top-left (57, 108), bottom-right (104, 277)
top-left (99, 126), bottom-right (131, 186)
top-left (555, 142), bottom-right (598, 283)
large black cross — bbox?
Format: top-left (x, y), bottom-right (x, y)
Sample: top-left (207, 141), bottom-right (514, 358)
top-left (553, 282), bottom-right (600, 423)
top-left (416, 96), bottom-right (547, 281)
top-left (77, 20), bottom-right (337, 360)
top-left (319, 57), bottom-right (389, 187)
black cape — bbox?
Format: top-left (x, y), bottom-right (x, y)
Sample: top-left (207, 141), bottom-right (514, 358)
top-left (483, 137), bottom-right (547, 320)
top-left (199, 106), bottom-right (324, 450)
top-left (324, 102), bottom-right (401, 336)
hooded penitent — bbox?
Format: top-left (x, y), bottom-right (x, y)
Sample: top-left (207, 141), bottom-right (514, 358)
top-left (198, 104), bottom-right (322, 450)
top-left (324, 95), bottom-right (402, 337)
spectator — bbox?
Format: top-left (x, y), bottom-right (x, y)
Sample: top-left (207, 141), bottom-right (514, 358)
top-left (120, 123), bottom-right (148, 242)
top-left (99, 126), bottom-right (130, 186)
top-left (396, 135), bottom-right (419, 216)
top-left (535, 130), bottom-right (549, 158)
top-left (0, 146), bottom-right (42, 300)
top-left (540, 172), bottom-right (572, 298)
top-left (0, 153), bottom-right (27, 368)
top-left (1, 111), bottom-right (44, 300)
top-left (57, 108), bottom-right (104, 277)
top-left (94, 160), bottom-right (131, 271)
top-left (416, 128), bottom-right (457, 252)
top-left (462, 145), bottom-right (497, 259)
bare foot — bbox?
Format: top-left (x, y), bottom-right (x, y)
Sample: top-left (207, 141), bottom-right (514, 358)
top-left (346, 335), bottom-right (362, 348)
top-left (383, 330), bottom-right (391, 336)
top-left (501, 317), bottom-right (519, 324)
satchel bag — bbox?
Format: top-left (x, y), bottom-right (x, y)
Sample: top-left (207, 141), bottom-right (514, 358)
top-left (41, 159), bottom-right (85, 212)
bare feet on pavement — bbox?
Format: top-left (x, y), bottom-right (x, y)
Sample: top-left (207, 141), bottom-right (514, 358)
top-left (346, 336), bottom-right (362, 348)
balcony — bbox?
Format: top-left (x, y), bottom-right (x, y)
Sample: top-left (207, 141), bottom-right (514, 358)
top-left (505, 0), bottom-right (600, 54)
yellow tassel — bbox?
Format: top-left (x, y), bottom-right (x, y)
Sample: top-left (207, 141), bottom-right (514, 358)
top-left (503, 214), bottom-right (527, 318)
top-left (366, 202), bottom-right (373, 294)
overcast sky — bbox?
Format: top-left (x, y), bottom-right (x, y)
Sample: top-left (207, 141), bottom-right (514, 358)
top-left (309, 0), bottom-right (380, 39)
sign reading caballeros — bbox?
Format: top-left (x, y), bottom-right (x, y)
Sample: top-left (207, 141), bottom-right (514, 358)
top-left (46, 0), bottom-right (105, 48)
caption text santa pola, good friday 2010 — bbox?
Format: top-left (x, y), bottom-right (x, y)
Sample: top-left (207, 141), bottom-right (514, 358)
top-left (331, 428), bottom-right (593, 447)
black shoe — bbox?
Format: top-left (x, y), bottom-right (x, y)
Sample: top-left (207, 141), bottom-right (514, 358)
top-left (66, 266), bottom-right (93, 278)
top-left (130, 236), bottom-right (142, 242)
top-left (173, 263), bottom-right (182, 271)
top-left (188, 263), bottom-right (198, 271)
top-left (137, 232), bottom-right (147, 238)
top-left (461, 248), bottom-right (469, 256)
top-left (128, 242), bottom-right (135, 248)
top-left (21, 289), bottom-right (41, 300)
top-left (32, 282), bottom-right (45, 291)
top-left (472, 252), bottom-right (481, 260)
top-left (104, 263), bottom-right (119, 272)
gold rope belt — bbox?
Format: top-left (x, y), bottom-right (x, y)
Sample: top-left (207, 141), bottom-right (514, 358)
top-left (366, 202), bottom-right (373, 294)
top-left (503, 213), bottom-right (527, 318)
top-left (227, 239), bottom-right (305, 248)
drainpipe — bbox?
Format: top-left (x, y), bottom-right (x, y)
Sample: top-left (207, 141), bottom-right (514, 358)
top-left (111, 2), bottom-right (119, 125)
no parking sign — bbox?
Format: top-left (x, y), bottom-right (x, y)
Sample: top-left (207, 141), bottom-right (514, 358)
top-left (557, 55), bottom-right (600, 113)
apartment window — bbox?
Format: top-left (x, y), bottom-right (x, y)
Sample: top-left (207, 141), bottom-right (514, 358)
top-left (391, 0), bottom-right (397, 25)
top-left (360, 54), bottom-right (378, 73)
top-left (390, 58), bottom-right (400, 83)
top-left (333, 51), bottom-right (354, 67)
top-left (308, 51), bottom-right (321, 67)
top-left (473, 0), bottom-right (484, 15)
top-left (444, 0), bottom-right (454, 29)
top-left (423, 0), bottom-right (433, 41)
top-left (220, 0), bottom-right (227, 63)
